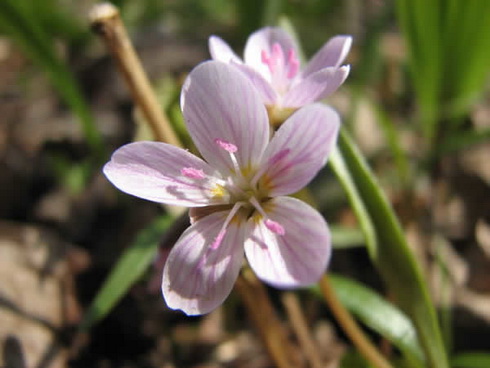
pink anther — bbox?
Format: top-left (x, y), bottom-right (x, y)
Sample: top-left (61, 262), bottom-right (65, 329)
top-left (272, 43), bottom-right (284, 60)
top-left (265, 219), bottom-right (285, 236)
top-left (215, 138), bottom-right (238, 153)
top-left (286, 49), bottom-right (300, 79)
top-left (261, 49), bottom-right (275, 74)
top-left (261, 43), bottom-right (285, 75)
top-left (181, 167), bottom-right (205, 179)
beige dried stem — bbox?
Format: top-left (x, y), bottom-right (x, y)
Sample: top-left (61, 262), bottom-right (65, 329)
top-left (235, 269), bottom-right (301, 368)
top-left (319, 275), bottom-right (394, 368)
top-left (89, 3), bottom-right (182, 147)
top-left (282, 291), bottom-right (324, 368)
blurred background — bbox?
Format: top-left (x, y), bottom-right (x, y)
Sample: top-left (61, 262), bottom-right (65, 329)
top-left (0, 0), bottom-right (489, 367)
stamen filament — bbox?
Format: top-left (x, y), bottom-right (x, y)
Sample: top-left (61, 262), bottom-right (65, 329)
top-left (215, 138), bottom-right (246, 181)
top-left (228, 152), bottom-right (242, 177)
top-left (210, 201), bottom-right (245, 249)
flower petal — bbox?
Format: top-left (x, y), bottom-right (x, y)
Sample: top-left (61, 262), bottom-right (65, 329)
top-left (162, 211), bottom-right (246, 315)
top-left (233, 62), bottom-right (278, 105)
top-left (245, 196), bottom-right (331, 288)
top-left (181, 61), bottom-right (270, 174)
top-left (282, 66), bottom-right (350, 108)
top-left (301, 35), bottom-right (352, 78)
top-left (103, 141), bottom-right (228, 207)
top-left (243, 27), bottom-right (298, 80)
top-left (208, 35), bottom-right (242, 64)
top-left (259, 103), bottom-right (340, 196)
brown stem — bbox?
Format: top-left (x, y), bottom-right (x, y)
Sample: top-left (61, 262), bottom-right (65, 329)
top-left (281, 292), bottom-right (324, 368)
top-left (89, 3), bottom-right (182, 147)
top-left (234, 269), bottom-right (300, 368)
top-left (319, 275), bottom-right (394, 368)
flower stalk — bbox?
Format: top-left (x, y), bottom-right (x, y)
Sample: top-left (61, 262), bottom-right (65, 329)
top-left (319, 275), bottom-right (394, 368)
top-left (281, 291), bottom-right (324, 368)
top-left (235, 269), bottom-right (299, 368)
top-left (89, 3), bottom-right (182, 147)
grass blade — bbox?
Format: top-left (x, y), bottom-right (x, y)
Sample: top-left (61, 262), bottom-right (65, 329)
top-left (334, 128), bottom-right (449, 367)
top-left (316, 274), bottom-right (425, 367)
top-left (452, 352), bottom-right (490, 368)
top-left (330, 225), bottom-right (365, 249)
top-left (79, 214), bottom-right (174, 331)
top-left (0, 0), bottom-right (104, 159)
top-left (329, 147), bottom-right (378, 258)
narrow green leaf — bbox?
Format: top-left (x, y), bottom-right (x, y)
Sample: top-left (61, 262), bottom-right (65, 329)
top-left (441, 0), bottom-right (490, 111)
top-left (396, 0), bottom-right (442, 143)
top-left (79, 214), bottom-right (174, 331)
top-left (436, 127), bottom-right (490, 156)
top-left (452, 352), bottom-right (490, 368)
top-left (396, 0), bottom-right (490, 152)
top-left (329, 147), bottom-right (377, 258)
top-left (372, 102), bottom-right (411, 188)
top-left (330, 225), bottom-right (365, 249)
top-left (0, 0), bottom-right (104, 159)
top-left (340, 350), bottom-right (373, 368)
top-left (261, 0), bottom-right (283, 27)
top-left (335, 128), bottom-right (449, 367)
top-left (315, 274), bottom-right (425, 367)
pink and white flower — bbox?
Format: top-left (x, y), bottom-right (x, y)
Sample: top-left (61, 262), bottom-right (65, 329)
top-left (103, 61), bottom-right (340, 315)
top-left (209, 26), bottom-right (351, 118)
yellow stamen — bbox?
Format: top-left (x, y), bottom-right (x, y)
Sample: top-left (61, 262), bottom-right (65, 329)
top-left (211, 184), bottom-right (226, 198)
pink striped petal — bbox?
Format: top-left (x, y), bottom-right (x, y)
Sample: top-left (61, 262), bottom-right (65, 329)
top-left (162, 211), bottom-right (247, 315)
top-left (259, 104), bottom-right (340, 196)
top-left (282, 66), bottom-right (350, 108)
top-left (233, 63), bottom-right (278, 105)
top-left (103, 141), bottom-right (228, 207)
top-left (181, 61), bottom-right (270, 174)
top-left (208, 35), bottom-right (242, 64)
top-left (301, 35), bottom-right (352, 78)
top-left (245, 196), bottom-right (331, 288)
top-left (243, 27), bottom-right (298, 80)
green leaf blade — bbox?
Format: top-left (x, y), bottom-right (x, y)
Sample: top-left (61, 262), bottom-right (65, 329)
top-left (333, 129), bottom-right (449, 367)
top-left (79, 214), bottom-right (174, 331)
top-left (0, 0), bottom-right (104, 159)
top-left (327, 274), bottom-right (425, 367)
top-left (452, 352), bottom-right (490, 368)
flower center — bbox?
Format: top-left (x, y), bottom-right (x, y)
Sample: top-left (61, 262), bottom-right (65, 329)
top-left (180, 138), bottom-right (286, 249)
top-left (261, 43), bottom-right (300, 90)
